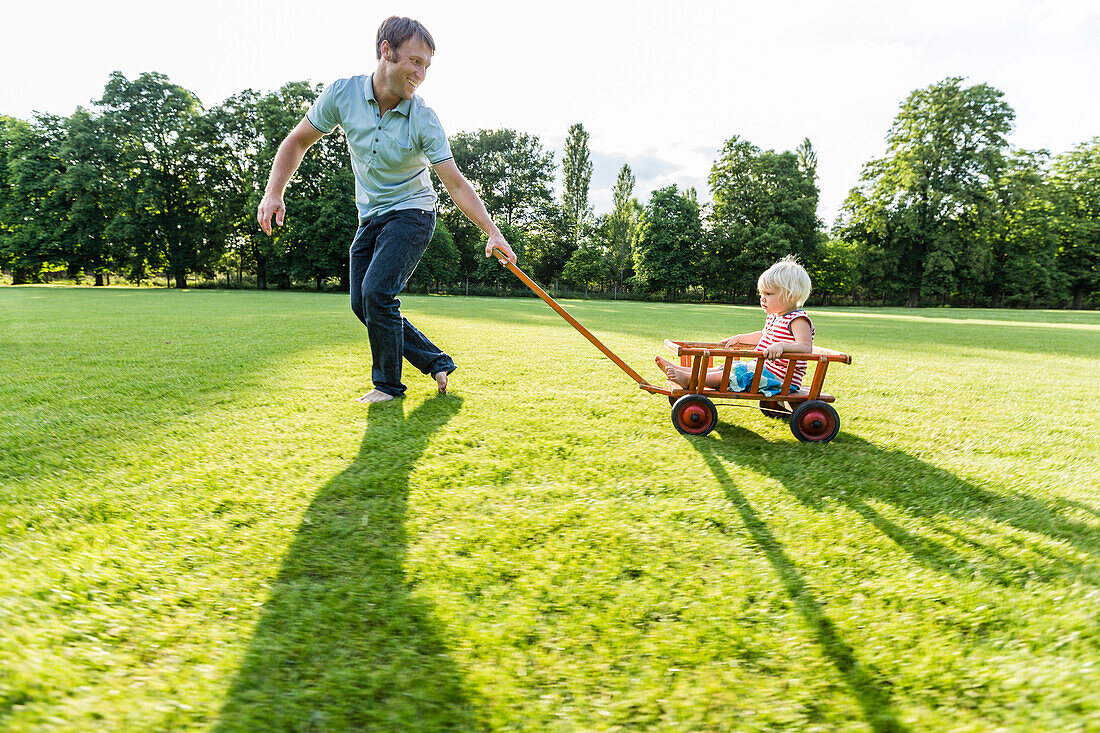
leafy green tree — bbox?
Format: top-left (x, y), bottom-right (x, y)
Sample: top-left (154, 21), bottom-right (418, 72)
top-left (835, 170), bottom-right (905, 304)
top-left (1049, 137), bottom-right (1100, 309)
top-left (606, 163), bottom-right (640, 296)
top-left (446, 128), bottom-right (554, 228)
top-left (523, 201), bottom-right (575, 286)
top-left (439, 128), bottom-right (554, 285)
top-left (97, 71), bottom-right (211, 287)
top-left (0, 116), bottom-right (13, 276)
top-left (809, 237), bottom-right (859, 305)
top-left (982, 150), bottom-right (1062, 307)
top-left (203, 88), bottom-right (265, 286)
top-left (61, 107), bottom-right (115, 285)
top-left (632, 185), bottom-right (702, 300)
top-left (562, 122), bottom-right (593, 249)
top-left (796, 137), bottom-right (818, 184)
top-left (563, 239), bottom-right (609, 297)
top-left (280, 158), bottom-right (356, 289)
top-left (0, 114), bottom-right (68, 284)
top-left (475, 222), bottom-right (527, 287)
top-left (706, 135), bottom-right (821, 302)
top-left (839, 77), bottom-right (1014, 306)
top-left (409, 219), bottom-right (461, 292)
top-left (250, 81), bottom-right (328, 289)
top-left (277, 113), bottom-right (356, 290)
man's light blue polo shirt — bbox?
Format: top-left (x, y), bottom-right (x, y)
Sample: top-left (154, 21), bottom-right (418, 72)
top-left (305, 74), bottom-right (453, 223)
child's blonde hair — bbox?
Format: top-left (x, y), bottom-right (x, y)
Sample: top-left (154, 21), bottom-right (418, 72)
top-left (758, 255), bottom-right (812, 308)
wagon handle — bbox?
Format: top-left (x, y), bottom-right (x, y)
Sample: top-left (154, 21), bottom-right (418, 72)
top-left (491, 247), bottom-right (651, 386)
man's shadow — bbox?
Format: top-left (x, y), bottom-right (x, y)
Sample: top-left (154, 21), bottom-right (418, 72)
top-left (217, 396), bottom-right (482, 732)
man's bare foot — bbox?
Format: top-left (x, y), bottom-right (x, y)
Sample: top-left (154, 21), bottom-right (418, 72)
top-left (433, 371), bottom-right (448, 394)
top-left (355, 389), bottom-right (395, 403)
top-left (655, 356), bottom-right (689, 387)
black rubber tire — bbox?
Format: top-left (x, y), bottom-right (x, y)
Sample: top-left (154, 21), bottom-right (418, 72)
top-left (671, 395), bottom-right (718, 436)
top-left (789, 400), bottom-right (840, 443)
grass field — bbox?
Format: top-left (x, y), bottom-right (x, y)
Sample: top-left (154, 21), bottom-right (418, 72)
top-left (2, 286), bottom-right (1098, 732)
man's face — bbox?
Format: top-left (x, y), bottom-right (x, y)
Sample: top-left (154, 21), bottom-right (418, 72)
top-left (382, 37), bottom-right (433, 100)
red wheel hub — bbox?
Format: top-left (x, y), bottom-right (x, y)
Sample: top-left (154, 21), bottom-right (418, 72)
top-left (798, 409), bottom-right (832, 439)
top-left (681, 404), bottom-right (707, 426)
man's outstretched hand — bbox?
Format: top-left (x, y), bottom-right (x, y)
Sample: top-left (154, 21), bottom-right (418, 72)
top-left (257, 194), bottom-right (286, 236)
top-left (486, 232), bottom-right (516, 264)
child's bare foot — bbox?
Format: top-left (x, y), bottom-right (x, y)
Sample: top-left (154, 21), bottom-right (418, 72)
top-left (356, 389), bottom-right (395, 403)
top-left (434, 371), bottom-right (448, 394)
top-left (655, 356), bottom-right (689, 387)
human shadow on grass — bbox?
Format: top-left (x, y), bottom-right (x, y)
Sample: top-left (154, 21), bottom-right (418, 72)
top-left (217, 395), bottom-right (483, 732)
top-left (691, 438), bottom-right (909, 733)
top-left (704, 423), bottom-right (1100, 589)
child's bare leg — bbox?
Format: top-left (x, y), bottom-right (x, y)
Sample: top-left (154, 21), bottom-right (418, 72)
top-left (657, 357), bottom-right (730, 389)
top-left (655, 356), bottom-right (691, 387)
top-left (702, 366), bottom-right (729, 389)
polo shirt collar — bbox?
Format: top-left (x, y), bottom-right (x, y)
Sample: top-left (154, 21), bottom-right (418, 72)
top-left (366, 74), bottom-right (412, 117)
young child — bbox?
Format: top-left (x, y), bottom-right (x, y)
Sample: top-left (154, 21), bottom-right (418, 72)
top-left (656, 256), bottom-right (815, 396)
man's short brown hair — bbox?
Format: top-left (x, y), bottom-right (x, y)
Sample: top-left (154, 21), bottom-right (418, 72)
top-left (376, 16), bottom-right (436, 60)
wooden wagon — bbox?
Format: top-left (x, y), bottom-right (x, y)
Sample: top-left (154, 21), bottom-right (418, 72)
top-left (492, 250), bottom-right (851, 441)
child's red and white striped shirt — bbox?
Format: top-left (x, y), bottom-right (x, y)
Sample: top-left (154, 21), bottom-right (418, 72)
top-left (755, 310), bottom-right (815, 390)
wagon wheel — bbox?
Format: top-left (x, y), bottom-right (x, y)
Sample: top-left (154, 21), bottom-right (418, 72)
top-left (759, 400), bottom-right (792, 419)
top-left (671, 395), bottom-right (718, 436)
top-left (789, 401), bottom-right (840, 443)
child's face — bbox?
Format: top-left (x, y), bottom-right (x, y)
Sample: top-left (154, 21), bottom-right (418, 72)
top-left (758, 285), bottom-right (796, 315)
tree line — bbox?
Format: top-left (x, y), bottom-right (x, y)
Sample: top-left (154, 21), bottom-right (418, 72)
top-left (2, 72), bottom-right (1097, 307)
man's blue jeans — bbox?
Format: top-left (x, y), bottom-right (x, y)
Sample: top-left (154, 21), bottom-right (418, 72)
top-left (350, 208), bottom-right (455, 397)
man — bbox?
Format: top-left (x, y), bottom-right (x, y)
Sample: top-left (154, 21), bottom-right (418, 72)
top-left (257, 16), bottom-right (517, 403)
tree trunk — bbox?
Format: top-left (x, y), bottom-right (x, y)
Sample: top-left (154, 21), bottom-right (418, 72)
top-left (1072, 284), bottom-right (1084, 310)
top-left (175, 271), bottom-right (187, 289)
top-left (907, 288), bottom-right (920, 308)
top-left (256, 259), bottom-right (268, 290)
top-left (94, 272), bottom-right (104, 286)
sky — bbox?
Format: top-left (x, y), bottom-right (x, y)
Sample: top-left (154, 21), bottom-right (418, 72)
top-left (3, 0), bottom-right (1099, 225)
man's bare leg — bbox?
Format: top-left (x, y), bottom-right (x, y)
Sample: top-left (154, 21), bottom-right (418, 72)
top-left (434, 371), bottom-right (448, 395)
top-left (356, 389), bottom-right (396, 403)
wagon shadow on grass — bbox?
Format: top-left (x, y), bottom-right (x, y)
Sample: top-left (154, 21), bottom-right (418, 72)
top-left (691, 438), bottom-right (909, 733)
top-left (217, 396), bottom-right (483, 732)
top-left (705, 424), bottom-right (1100, 589)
